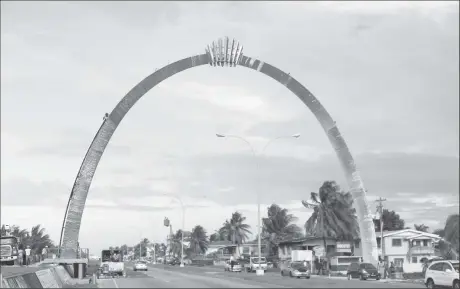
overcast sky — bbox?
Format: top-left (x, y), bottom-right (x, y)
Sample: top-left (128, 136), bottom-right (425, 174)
top-left (1, 1), bottom-right (458, 254)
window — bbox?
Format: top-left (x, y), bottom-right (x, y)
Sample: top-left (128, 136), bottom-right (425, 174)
top-left (423, 240), bottom-right (428, 247)
top-left (415, 240), bottom-right (421, 246)
top-left (392, 239), bottom-right (402, 247)
top-left (429, 263), bottom-right (444, 271)
top-left (354, 240), bottom-right (360, 249)
top-left (377, 238), bottom-right (381, 248)
top-left (412, 257), bottom-right (418, 263)
top-left (442, 263), bottom-right (453, 272)
top-left (394, 258), bottom-right (404, 267)
top-left (349, 263), bottom-right (359, 270)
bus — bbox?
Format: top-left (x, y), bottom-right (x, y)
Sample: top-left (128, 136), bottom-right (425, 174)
top-left (329, 256), bottom-right (362, 275)
top-left (1, 236), bottom-right (19, 266)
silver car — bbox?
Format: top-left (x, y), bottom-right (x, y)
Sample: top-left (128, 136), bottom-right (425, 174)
top-left (281, 261), bottom-right (311, 279)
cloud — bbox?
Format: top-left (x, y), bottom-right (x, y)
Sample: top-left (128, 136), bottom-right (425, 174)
top-left (1, 1), bottom-right (457, 253)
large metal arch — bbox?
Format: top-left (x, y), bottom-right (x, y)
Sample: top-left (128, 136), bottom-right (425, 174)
top-left (59, 39), bottom-right (378, 265)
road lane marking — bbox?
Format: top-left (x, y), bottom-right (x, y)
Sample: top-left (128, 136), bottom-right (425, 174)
top-left (112, 278), bottom-right (119, 288)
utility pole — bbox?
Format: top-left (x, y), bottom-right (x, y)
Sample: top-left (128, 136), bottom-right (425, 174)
top-left (139, 239), bottom-right (142, 260)
top-left (375, 197), bottom-right (387, 261)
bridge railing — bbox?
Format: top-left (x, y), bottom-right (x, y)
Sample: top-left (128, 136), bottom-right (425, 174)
top-left (44, 247), bottom-right (90, 262)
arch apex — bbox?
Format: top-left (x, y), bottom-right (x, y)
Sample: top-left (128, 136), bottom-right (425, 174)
top-left (205, 37), bottom-right (243, 67)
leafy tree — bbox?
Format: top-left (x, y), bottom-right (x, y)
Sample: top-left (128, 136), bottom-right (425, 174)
top-left (262, 204), bottom-right (303, 257)
top-left (190, 225), bottom-right (209, 255)
top-left (133, 238), bottom-right (150, 258)
top-left (159, 243), bottom-right (167, 257)
top-left (414, 224), bottom-right (429, 232)
top-left (219, 212), bottom-right (251, 257)
top-left (432, 228), bottom-right (445, 237)
top-left (170, 230), bottom-right (190, 258)
top-left (119, 244), bottom-right (128, 255)
top-left (302, 181), bottom-right (359, 252)
top-left (444, 214), bottom-right (459, 254)
top-left (373, 209), bottom-right (406, 231)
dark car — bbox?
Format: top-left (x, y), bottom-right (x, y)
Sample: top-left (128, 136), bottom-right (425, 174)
top-left (347, 262), bottom-right (381, 281)
top-left (168, 258), bottom-right (181, 266)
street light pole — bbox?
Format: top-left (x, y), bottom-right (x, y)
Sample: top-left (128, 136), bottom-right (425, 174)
top-left (216, 133), bottom-right (300, 276)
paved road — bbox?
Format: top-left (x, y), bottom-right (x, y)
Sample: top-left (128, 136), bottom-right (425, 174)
top-left (97, 263), bottom-right (425, 288)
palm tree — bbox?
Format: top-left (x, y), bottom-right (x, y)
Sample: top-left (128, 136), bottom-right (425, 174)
top-left (190, 225), bottom-right (209, 256)
top-left (414, 224), bottom-right (429, 232)
top-left (262, 204), bottom-right (303, 256)
top-left (26, 225), bottom-right (54, 253)
top-left (302, 181), bottom-right (359, 256)
top-left (219, 212), bottom-right (251, 257)
top-left (210, 230), bottom-right (226, 242)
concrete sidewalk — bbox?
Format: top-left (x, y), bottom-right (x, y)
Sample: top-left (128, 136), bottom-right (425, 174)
top-left (312, 274), bottom-right (424, 284)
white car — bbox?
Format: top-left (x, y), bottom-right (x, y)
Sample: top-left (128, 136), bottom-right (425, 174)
top-left (224, 260), bottom-right (242, 272)
top-left (133, 260), bottom-right (148, 271)
top-left (424, 260), bottom-right (459, 289)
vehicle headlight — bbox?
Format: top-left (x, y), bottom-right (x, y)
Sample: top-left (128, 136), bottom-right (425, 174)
top-left (362, 270), bottom-right (368, 274)
top-left (294, 270), bottom-right (299, 273)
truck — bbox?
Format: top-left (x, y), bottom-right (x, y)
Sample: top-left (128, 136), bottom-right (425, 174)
top-left (246, 256), bottom-right (268, 273)
top-left (97, 249), bottom-right (125, 278)
top-left (0, 236), bottom-right (19, 266)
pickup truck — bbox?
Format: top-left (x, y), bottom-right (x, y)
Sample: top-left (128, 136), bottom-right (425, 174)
top-left (98, 250), bottom-right (125, 277)
top-left (246, 257), bottom-right (268, 273)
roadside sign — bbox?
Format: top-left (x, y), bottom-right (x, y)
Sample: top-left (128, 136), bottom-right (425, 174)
top-left (336, 242), bottom-right (352, 253)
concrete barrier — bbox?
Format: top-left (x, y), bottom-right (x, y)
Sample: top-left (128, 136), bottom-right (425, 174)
top-left (1, 265), bottom-right (74, 288)
top-left (36, 269), bottom-right (59, 288)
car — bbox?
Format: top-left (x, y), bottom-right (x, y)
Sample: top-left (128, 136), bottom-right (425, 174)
top-left (224, 260), bottom-right (243, 272)
top-left (247, 257), bottom-right (268, 273)
top-left (168, 258), bottom-right (181, 266)
top-left (347, 262), bottom-right (381, 281)
top-left (281, 261), bottom-right (311, 279)
top-left (424, 260), bottom-right (459, 289)
top-left (133, 260), bottom-right (148, 271)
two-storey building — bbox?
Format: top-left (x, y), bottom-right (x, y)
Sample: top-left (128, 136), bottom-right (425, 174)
top-left (352, 229), bottom-right (441, 271)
